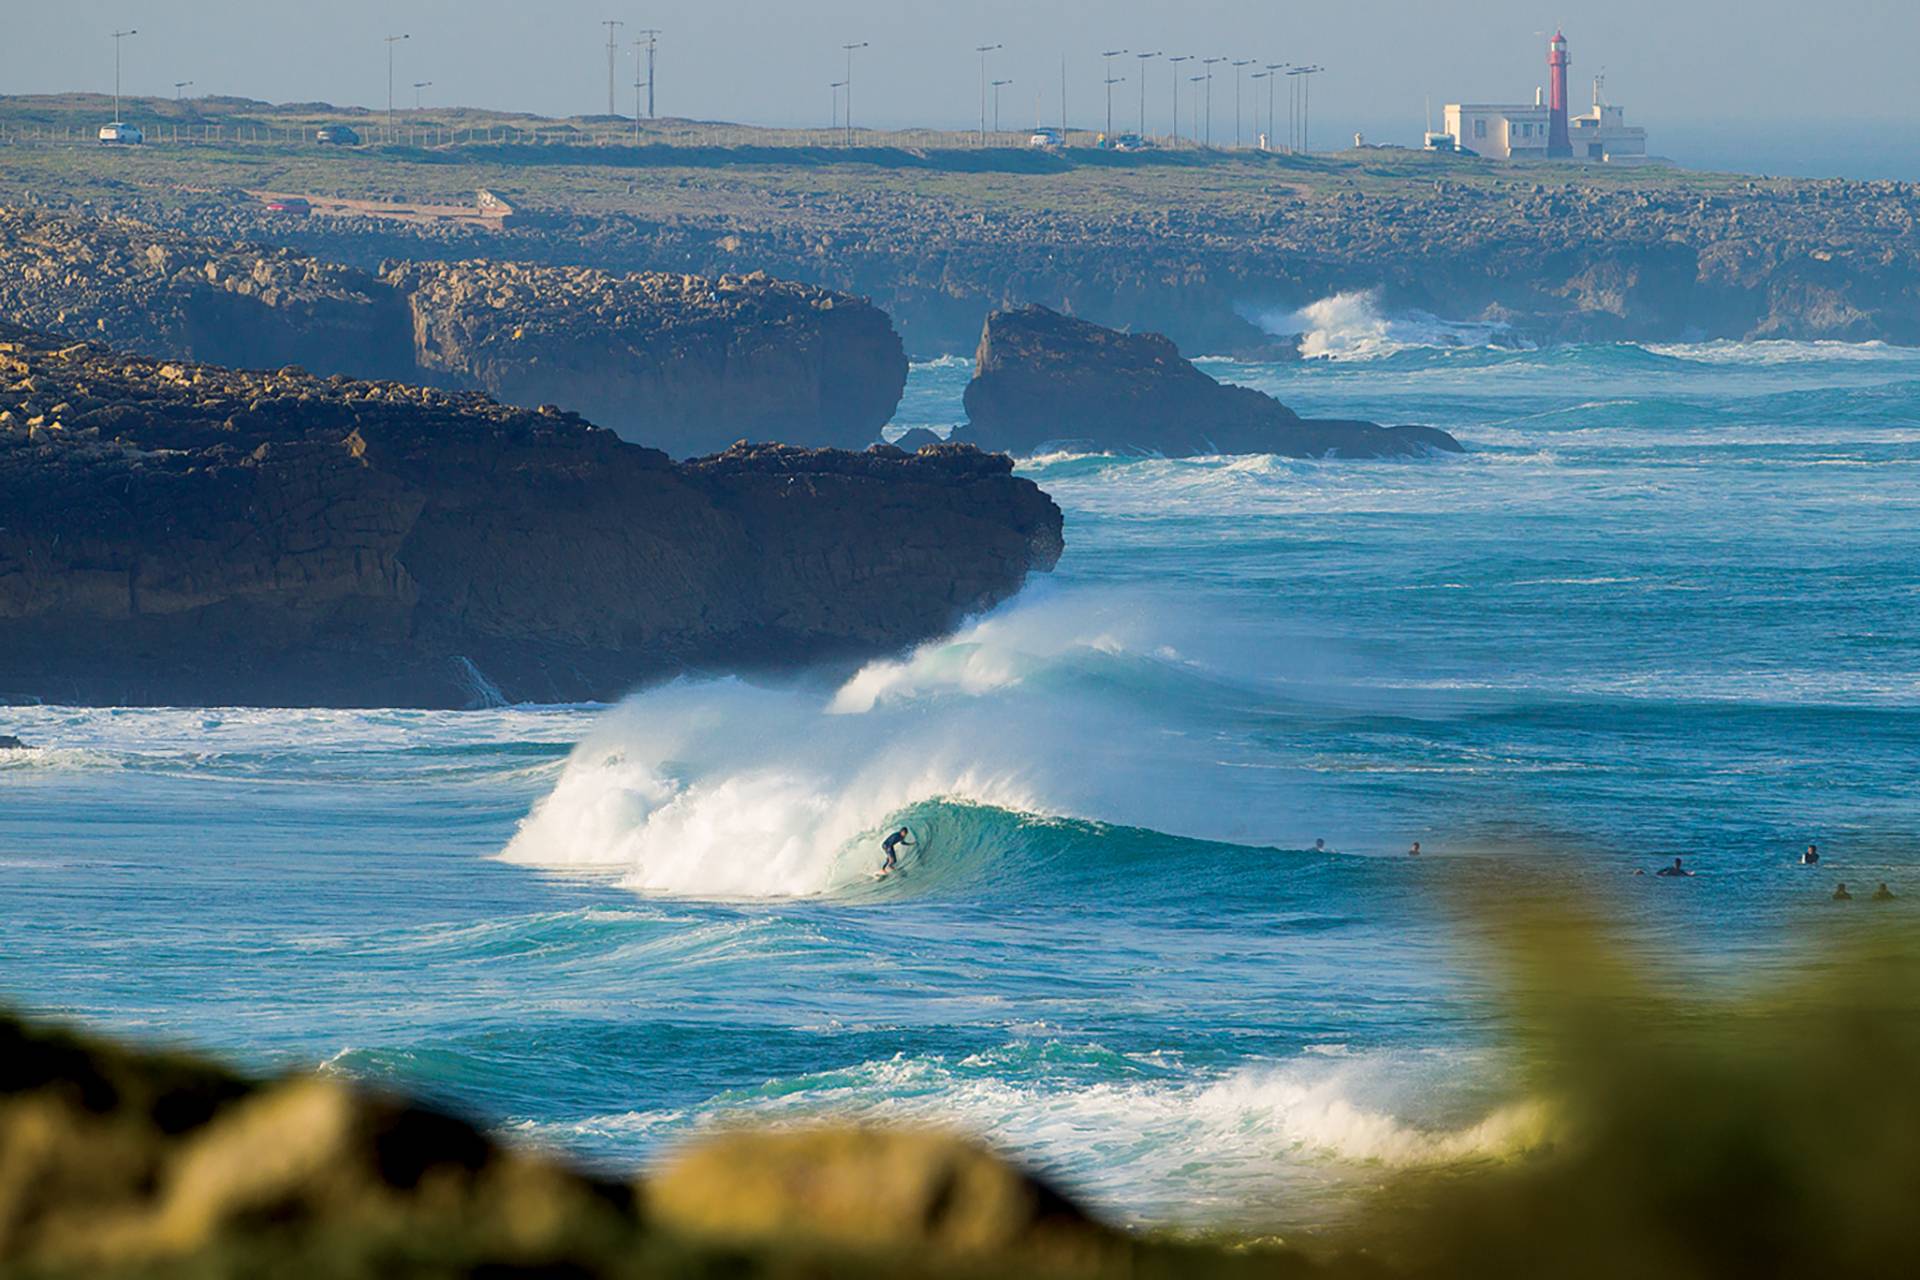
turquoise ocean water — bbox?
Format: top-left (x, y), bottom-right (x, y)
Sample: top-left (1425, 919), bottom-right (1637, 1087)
top-left (5, 314), bottom-right (1918, 1229)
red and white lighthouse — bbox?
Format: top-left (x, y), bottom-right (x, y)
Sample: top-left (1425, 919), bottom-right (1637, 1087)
top-left (1546, 30), bottom-right (1573, 157)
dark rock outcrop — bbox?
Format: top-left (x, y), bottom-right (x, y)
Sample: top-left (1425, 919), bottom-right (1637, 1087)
top-left (0, 735), bottom-right (24, 750)
top-left (0, 208), bottom-right (908, 456)
top-left (959, 307), bottom-right (1462, 458)
top-left (0, 325), bottom-right (1060, 708)
top-left (387, 260), bottom-right (907, 457)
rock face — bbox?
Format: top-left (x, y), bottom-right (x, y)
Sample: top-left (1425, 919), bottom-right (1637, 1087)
top-left (0, 325), bottom-right (1060, 708)
top-left (959, 307), bottom-right (1462, 458)
top-left (0, 208), bottom-right (907, 456)
top-left (387, 260), bottom-right (907, 457)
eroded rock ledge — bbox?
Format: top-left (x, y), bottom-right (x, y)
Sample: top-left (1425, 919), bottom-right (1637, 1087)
top-left (0, 324), bottom-right (1060, 708)
top-left (0, 207), bottom-right (907, 457)
top-left (958, 306), bottom-right (1463, 458)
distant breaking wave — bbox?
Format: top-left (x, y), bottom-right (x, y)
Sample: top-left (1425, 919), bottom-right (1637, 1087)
top-left (1244, 289), bottom-right (1519, 361)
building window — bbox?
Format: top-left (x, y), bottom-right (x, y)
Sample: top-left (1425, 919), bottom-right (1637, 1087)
top-left (1475, 119), bottom-right (1487, 139)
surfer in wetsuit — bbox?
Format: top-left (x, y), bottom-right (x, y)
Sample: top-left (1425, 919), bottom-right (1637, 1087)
top-left (1872, 883), bottom-right (1897, 901)
top-left (1802, 844), bottom-right (1820, 866)
top-left (880, 827), bottom-right (915, 874)
top-left (1408, 841), bottom-right (1422, 857)
top-left (1833, 882), bottom-right (1853, 901)
top-left (1656, 857), bottom-right (1693, 878)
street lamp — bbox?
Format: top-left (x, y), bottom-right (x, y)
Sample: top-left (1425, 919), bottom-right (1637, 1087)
top-left (1166, 55), bottom-right (1191, 143)
top-left (841, 41), bottom-right (867, 147)
top-left (173, 80), bottom-right (193, 102)
top-left (385, 34), bottom-right (410, 136)
top-left (1293, 65), bottom-right (1324, 153)
top-left (111, 29), bottom-right (138, 125)
top-left (1250, 71), bottom-right (1269, 149)
top-left (1263, 63), bottom-right (1288, 151)
top-left (830, 80), bottom-right (846, 132)
top-left (1232, 59), bottom-right (1253, 148)
top-left (1201, 57), bottom-right (1224, 147)
top-left (1135, 51), bottom-right (1159, 136)
top-left (974, 43), bottom-right (1002, 147)
top-left (413, 81), bottom-right (433, 111)
top-left (1099, 49), bottom-right (1127, 140)
top-left (991, 78), bottom-right (1012, 136)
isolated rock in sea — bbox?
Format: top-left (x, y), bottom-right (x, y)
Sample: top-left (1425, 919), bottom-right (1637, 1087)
top-left (387, 260), bottom-right (908, 457)
top-left (0, 734), bottom-right (24, 750)
top-left (0, 324), bottom-right (1061, 708)
top-left (959, 306), bottom-right (1463, 458)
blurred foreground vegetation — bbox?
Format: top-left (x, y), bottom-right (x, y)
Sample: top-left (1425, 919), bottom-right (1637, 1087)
top-left (2, 905), bottom-right (1915, 1279)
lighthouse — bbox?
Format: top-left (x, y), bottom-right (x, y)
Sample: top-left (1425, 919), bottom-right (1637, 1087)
top-left (1546, 31), bottom-right (1573, 157)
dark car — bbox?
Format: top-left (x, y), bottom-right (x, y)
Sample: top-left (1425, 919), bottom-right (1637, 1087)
top-left (315, 125), bottom-right (360, 146)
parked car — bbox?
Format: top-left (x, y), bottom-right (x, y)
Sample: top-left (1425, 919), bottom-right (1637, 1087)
top-left (1112, 133), bottom-right (1151, 152)
top-left (97, 122), bottom-right (144, 145)
top-left (1027, 127), bottom-right (1065, 150)
top-left (262, 197), bottom-right (311, 217)
top-left (315, 125), bottom-right (360, 146)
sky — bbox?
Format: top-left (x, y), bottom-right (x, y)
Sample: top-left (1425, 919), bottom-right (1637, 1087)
top-left (5, 1), bottom-right (1919, 177)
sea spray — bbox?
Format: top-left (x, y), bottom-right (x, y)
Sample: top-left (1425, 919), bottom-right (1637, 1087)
top-left (1244, 288), bottom-right (1516, 361)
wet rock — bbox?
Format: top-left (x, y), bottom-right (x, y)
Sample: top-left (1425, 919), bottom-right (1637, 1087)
top-left (0, 735), bottom-right (24, 750)
top-left (0, 324), bottom-right (1061, 708)
top-left (960, 307), bottom-right (1462, 458)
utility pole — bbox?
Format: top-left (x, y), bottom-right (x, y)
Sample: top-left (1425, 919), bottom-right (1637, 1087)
top-left (1099, 49), bottom-right (1126, 140)
top-left (602, 20), bottom-right (625, 117)
top-left (1135, 51), bottom-right (1158, 136)
top-left (1167, 55), bottom-right (1191, 143)
top-left (413, 81), bottom-right (432, 111)
top-left (111, 29), bottom-right (138, 124)
top-left (841, 41), bottom-right (867, 146)
top-left (975, 43), bottom-right (1001, 147)
top-left (1264, 63), bottom-right (1287, 151)
top-left (991, 78), bottom-right (1012, 136)
top-left (1201, 57), bottom-right (1224, 147)
top-left (173, 80), bottom-right (193, 101)
top-left (632, 42), bottom-right (650, 140)
top-left (1232, 59), bottom-right (1253, 148)
top-left (1060, 55), bottom-right (1067, 136)
top-left (385, 34), bottom-right (409, 136)
top-left (637, 29), bottom-right (660, 119)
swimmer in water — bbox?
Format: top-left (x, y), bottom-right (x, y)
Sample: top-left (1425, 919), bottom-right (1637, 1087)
top-left (1314, 839), bottom-right (1328, 853)
top-left (1872, 883), bottom-right (1897, 901)
top-left (1655, 857), bottom-right (1694, 878)
top-left (1408, 841), bottom-right (1422, 857)
top-left (1833, 883), bottom-right (1853, 901)
top-left (880, 827), bottom-right (915, 874)
top-left (1802, 844), bottom-right (1820, 866)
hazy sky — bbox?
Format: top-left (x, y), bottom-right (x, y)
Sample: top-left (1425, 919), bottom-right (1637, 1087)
top-left (7, 2), bottom-right (1918, 174)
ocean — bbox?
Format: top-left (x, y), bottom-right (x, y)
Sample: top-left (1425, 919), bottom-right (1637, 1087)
top-left (5, 305), bottom-right (1918, 1230)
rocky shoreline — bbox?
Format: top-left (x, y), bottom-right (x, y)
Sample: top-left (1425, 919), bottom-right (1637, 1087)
top-left (0, 324), bottom-right (1060, 708)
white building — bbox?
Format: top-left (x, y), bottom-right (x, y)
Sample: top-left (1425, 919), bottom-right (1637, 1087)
top-left (1441, 81), bottom-right (1648, 162)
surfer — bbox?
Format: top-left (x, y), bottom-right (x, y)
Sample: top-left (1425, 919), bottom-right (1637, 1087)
top-left (880, 827), bottom-right (916, 874)
top-left (1833, 883), bottom-right (1853, 901)
top-left (1655, 857), bottom-right (1693, 878)
top-left (1408, 841), bottom-right (1422, 857)
top-left (1314, 839), bottom-right (1328, 853)
top-left (1872, 883), bottom-right (1897, 901)
top-left (1801, 843), bottom-right (1820, 866)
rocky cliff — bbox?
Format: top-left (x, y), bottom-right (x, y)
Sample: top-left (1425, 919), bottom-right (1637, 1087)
top-left (0, 208), bottom-right (907, 455)
top-left (0, 324), bottom-right (1060, 708)
top-left (959, 307), bottom-right (1462, 458)
top-left (385, 259), bottom-right (905, 457)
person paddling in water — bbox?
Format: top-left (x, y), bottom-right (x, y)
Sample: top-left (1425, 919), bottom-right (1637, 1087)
top-left (1656, 857), bottom-right (1694, 878)
top-left (880, 827), bottom-right (916, 874)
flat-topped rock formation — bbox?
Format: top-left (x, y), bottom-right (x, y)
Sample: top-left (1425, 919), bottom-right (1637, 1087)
top-left (958, 307), bottom-right (1463, 458)
top-left (0, 207), bottom-right (906, 456)
top-left (0, 324), bottom-right (1060, 708)
top-left (386, 260), bottom-right (905, 456)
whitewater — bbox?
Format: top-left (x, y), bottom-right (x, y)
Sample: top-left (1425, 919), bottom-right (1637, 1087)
top-left (6, 315), bottom-right (1920, 1230)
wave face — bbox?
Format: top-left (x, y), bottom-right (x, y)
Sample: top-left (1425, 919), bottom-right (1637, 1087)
top-left (9, 337), bottom-right (1920, 1233)
top-left (1242, 289), bottom-right (1519, 361)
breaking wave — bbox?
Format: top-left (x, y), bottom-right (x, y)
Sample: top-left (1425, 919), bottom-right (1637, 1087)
top-left (1245, 289), bottom-right (1517, 361)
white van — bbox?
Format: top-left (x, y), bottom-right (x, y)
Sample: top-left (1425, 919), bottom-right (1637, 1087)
top-left (98, 122), bottom-right (145, 145)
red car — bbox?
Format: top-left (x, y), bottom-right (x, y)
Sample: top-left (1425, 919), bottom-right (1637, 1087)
top-left (263, 197), bottom-right (311, 217)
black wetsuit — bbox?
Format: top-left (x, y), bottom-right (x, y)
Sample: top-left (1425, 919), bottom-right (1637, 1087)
top-left (881, 831), bottom-right (912, 870)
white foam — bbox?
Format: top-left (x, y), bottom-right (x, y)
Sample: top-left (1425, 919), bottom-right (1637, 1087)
top-left (1246, 289), bottom-right (1516, 362)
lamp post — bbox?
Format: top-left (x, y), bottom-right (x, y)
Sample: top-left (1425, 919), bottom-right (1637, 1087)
top-left (991, 78), bottom-right (1012, 136)
top-left (974, 43), bottom-right (1002, 147)
top-left (1249, 71), bottom-right (1268, 149)
top-left (1201, 57), bottom-right (1224, 147)
top-left (602, 20), bottom-right (625, 117)
top-left (1135, 51), bottom-right (1158, 136)
top-left (1099, 49), bottom-right (1126, 140)
top-left (1263, 63), bottom-right (1287, 151)
top-left (1295, 65), bottom-right (1324, 153)
top-left (385, 34), bottom-right (409, 137)
top-left (841, 41), bottom-right (867, 147)
top-left (1166, 55), bottom-right (1191, 143)
top-left (831, 80), bottom-right (845, 132)
top-left (173, 80), bottom-right (193, 101)
top-left (111, 29), bottom-right (138, 125)
top-left (413, 81), bottom-right (432, 111)
top-left (637, 29), bottom-right (660, 119)
top-left (1231, 59), bottom-right (1253, 147)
